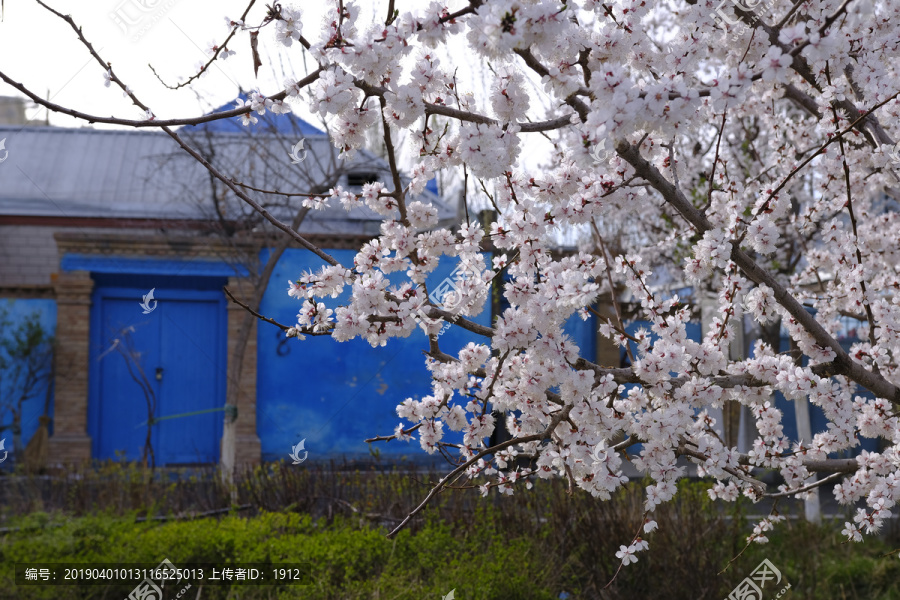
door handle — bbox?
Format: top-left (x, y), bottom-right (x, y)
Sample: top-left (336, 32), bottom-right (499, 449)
top-left (155, 367), bottom-right (164, 381)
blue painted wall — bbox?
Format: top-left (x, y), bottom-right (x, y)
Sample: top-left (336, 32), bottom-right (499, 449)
top-left (256, 249), bottom-right (602, 463)
top-left (0, 299), bottom-right (56, 458)
top-left (257, 249), bottom-right (494, 463)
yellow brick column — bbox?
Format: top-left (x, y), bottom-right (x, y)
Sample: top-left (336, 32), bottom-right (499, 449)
top-left (224, 277), bottom-right (261, 466)
top-left (48, 271), bottom-right (94, 464)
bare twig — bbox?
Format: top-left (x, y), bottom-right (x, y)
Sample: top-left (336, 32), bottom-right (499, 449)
top-left (386, 404), bottom-right (573, 538)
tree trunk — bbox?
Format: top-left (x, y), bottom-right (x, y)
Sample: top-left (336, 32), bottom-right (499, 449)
top-left (12, 411), bottom-right (22, 457)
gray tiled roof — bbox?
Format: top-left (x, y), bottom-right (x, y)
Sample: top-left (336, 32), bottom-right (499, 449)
top-left (0, 123), bottom-right (454, 235)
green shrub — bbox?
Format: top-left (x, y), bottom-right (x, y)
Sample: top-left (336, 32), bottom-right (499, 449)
top-left (1, 467), bottom-right (898, 599)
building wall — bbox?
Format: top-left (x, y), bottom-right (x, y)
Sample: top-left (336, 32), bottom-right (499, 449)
top-left (256, 248), bottom-right (495, 463)
top-left (0, 226), bottom-right (260, 466)
top-left (256, 247), bottom-right (601, 464)
top-left (0, 226), bottom-right (607, 467)
top-left (0, 298), bottom-right (56, 452)
top-left (0, 225), bottom-right (59, 287)
top-left (0, 224), bottom-right (165, 290)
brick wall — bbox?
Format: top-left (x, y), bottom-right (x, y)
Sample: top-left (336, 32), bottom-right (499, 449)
top-left (0, 225), bottom-right (165, 291)
top-left (0, 225), bottom-right (59, 287)
top-left (46, 270), bottom-right (94, 463)
top-left (226, 277), bottom-right (261, 466)
top-left (0, 225), bottom-right (375, 293)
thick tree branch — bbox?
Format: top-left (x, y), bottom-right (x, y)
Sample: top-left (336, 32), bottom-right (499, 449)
top-left (425, 103), bottom-right (574, 132)
top-left (614, 139), bottom-right (900, 403)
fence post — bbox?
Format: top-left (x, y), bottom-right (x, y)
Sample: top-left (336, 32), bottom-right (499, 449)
top-left (794, 397), bottom-right (821, 523)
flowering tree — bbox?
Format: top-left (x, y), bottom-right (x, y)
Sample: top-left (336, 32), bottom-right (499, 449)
top-left (5, 0), bottom-right (900, 567)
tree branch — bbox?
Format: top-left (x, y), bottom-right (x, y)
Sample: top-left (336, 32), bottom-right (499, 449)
top-left (614, 138), bottom-right (900, 403)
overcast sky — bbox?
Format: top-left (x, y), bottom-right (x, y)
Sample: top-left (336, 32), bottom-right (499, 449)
top-left (0, 0), bottom-right (441, 128)
top-left (0, 0), bottom-right (554, 191)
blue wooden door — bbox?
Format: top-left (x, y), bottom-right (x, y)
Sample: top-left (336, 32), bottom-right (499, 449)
top-left (156, 298), bottom-right (225, 464)
top-left (89, 283), bottom-right (226, 465)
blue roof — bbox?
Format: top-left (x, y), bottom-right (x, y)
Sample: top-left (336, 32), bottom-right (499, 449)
top-left (182, 92), bottom-right (326, 137)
